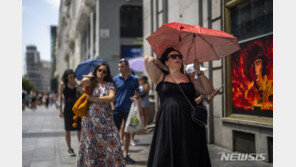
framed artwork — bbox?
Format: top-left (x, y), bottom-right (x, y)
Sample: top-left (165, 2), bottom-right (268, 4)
top-left (231, 35), bottom-right (273, 117)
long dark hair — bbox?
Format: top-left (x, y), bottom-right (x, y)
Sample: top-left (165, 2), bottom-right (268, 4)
top-left (61, 69), bottom-right (76, 85)
top-left (92, 63), bottom-right (115, 85)
top-left (159, 47), bottom-right (185, 74)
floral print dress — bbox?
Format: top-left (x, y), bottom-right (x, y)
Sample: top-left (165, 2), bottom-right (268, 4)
top-left (77, 82), bottom-right (125, 167)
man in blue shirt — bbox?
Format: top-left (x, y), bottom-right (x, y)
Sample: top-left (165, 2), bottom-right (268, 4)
top-left (113, 58), bottom-right (139, 164)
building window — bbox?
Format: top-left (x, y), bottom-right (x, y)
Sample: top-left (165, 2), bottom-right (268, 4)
top-left (230, 0), bottom-right (273, 41)
top-left (81, 32), bottom-right (86, 61)
top-left (81, 21), bottom-right (91, 61)
top-left (231, 35), bottom-right (273, 117)
top-left (93, 10), bottom-right (96, 56)
top-left (226, 0), bottom-right (273, 118)
top-left (233, 131), bottom-right (255, 153)
top-left (87, 22), bottom-right (91, 59)
top-left (120, 5), bottom-right (143, 37)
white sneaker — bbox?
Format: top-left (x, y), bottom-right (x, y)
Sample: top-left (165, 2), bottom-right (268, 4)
top-left (130, 140), bottom-right (136, 146)
top-left (67, 149), bottom-right (75, 156)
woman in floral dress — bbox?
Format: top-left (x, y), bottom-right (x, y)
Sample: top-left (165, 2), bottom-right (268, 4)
top-left (77, 63), bottom-right (125, 167)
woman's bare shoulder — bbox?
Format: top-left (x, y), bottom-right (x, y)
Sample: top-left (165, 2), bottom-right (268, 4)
top-left (155, 73), bottom-right (165, 86)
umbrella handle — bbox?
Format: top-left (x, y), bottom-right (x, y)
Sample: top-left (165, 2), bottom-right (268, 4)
top-left (194, 68), bottom-right (198, 80)
top-left (179, 26), bottom-right (184, 41)
top-left (194, 58), bottom-right (200, 80)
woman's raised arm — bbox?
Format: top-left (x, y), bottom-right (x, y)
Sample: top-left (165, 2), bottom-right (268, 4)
top-left (144, 56), bottom-right (167, 85)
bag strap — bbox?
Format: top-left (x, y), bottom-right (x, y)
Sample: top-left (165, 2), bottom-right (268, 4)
top-left (162, 73), bottom-right (167, 82)
top-left (171, 74), bottom-right (207, 127)
top-left (186, 73), bottom-right (193, 83)
top-left (169, 74), bottom-right (195, 110)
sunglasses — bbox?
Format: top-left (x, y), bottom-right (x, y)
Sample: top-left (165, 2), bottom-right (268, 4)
top-left (168, 54), bottom-right (183, 60)
top-left (98, 69), bottom-right (107, 74)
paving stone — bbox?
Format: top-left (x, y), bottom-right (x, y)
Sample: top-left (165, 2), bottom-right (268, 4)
top-left (30, 161), bottom-right (55, 167)
top-left (22, 106), bottom-right (273, 167)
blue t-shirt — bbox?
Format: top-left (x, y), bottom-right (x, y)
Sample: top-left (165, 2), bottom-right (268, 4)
top-left (113, 74), bottom-right (139, 112)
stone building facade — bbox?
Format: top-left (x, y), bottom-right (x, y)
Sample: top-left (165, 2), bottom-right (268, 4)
top-left (143, 0), bottom-right (273, 163)
top-left (26, 45), bottom-right (51, 93)
top-left (55, 0), bottom-right (143, 81)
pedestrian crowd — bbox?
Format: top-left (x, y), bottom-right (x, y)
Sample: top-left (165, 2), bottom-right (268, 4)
top-left (23, 21), bottom-right (240, 167)
top-left (22, 89), bottom-right (56, 111)
top-left (23, 54), bottom-right (219, 167)
top-left (54, 51), bottom-right (220, 167)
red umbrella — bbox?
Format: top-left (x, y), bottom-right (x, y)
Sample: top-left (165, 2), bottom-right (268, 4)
top-left (146, 22), bottom-right (240, 64)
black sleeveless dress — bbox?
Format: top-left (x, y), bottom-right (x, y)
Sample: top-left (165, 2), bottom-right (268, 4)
top-left (147, 74), bottom-right (211, 167)
top-left (63, 84), bottom-right (81, 131)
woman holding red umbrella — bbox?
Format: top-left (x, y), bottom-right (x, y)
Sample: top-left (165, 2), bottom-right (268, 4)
top-left (145, 47), bottom-right (214, 167)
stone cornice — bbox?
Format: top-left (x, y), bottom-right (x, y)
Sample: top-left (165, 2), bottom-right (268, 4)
top-left (72, 0), bottom-right (95, 34)
top-left (84, 0), bottom-right (95, 8)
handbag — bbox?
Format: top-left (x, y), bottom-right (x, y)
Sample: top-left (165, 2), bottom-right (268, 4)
top-left (170, 74), bottom-right (208, 127)
top-left (72, 92), bottom-right (89, 117)
top-left (72, 83), bottom-right (93, 118)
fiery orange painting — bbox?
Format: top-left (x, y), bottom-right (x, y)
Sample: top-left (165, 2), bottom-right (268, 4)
top-left (232, 35), bottom-right (273, 117)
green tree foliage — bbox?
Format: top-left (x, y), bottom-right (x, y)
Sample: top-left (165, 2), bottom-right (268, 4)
top-left (22, 77), bottom-right (35, 93)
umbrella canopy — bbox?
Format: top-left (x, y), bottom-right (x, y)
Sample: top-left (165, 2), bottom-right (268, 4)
top-left (146, 22), bottom-right (240, 64)
top-left (128, 57), bottom-right (146, 72)
top-left (75, 59), bottom-right (108, 80)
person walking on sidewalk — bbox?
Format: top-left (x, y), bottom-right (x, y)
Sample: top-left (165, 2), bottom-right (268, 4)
top-left (45, 93), bottom-right (50, 108)
top-left (139, 76), bottom-right (151, 129)
top-left (58, 69), bottom-right (81, 156)
top-left (30, 90), bottom-right (37, 110)
top-left (145, 47), bottom-right (213, 167)
top-left (113, 58), bottom-right (139, 164)
top-left (77, 63), bottom-right (125, 167)
top-left (22, 88), bottom-right (26, 111)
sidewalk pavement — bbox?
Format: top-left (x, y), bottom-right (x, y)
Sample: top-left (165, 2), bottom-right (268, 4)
top-left (22, 106), bottom-right (272, 167)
